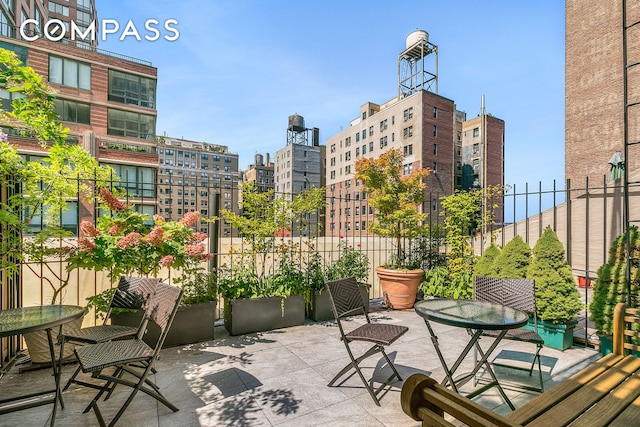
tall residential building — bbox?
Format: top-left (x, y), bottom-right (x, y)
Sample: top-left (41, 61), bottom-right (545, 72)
top-left (157, 137), bottom-right (240, 236)
top-left (244, 153), bottom-right (275, 193)
top-left (565, 0), bottom-right (640, 187)
top-left (325, 30), bottom-right (504, 236)
top-left (274, 114), bottom-right (325, 236)
top-left (1, 0), bottom-right (159, 229)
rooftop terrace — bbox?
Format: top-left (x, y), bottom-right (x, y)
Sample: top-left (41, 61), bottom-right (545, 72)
top-left (0, 300), bottom-right (599, 427)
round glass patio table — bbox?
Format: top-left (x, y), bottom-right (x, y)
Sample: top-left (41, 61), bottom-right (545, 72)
top-left (414, 298), bottom-right (529, 331)
top-left (0, 305), bottom-right (84, 427)
top-left (414, 298), bottom-right (528, 410)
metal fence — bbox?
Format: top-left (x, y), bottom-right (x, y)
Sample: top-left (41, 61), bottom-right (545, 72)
top-left (2, 173), bottom-right (638, 366)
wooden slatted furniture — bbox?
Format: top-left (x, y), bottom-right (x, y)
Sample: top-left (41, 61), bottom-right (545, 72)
top-left (401, 302), bottom-right (640, 427)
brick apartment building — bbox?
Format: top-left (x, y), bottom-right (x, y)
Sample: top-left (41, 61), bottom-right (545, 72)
top-left (1, 0), bottom-right (159, 228)
top-left (565, 0), bottom-right (640, 188)
top-left (157, 136), bottom-right (240, 236)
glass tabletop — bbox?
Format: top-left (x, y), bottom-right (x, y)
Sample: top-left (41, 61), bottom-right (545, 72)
top-left (0, 305), bottom-right (84, 338)
top-left (414, 298), bottom-right (529, 331)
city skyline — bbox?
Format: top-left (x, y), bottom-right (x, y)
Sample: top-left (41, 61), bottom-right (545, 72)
top-left (95, 0), bottom-right (566, 191)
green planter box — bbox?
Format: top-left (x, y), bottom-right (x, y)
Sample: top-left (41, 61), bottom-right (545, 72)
top-left (599, 334), bottom-right (613, 356)
top-left (306, 285), bottom-right (370, 322)
top-left (224, 295), bottom-right (305, 336)
top-left (522, 318), bottom-right (577, 350)
top-left (112, 301), bottom-right (216, 348)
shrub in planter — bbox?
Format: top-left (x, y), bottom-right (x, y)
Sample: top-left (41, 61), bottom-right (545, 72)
top-left (589, 227), bottom-right (640, 350)
top-left (494, 235), bottom-right (531, 278)
top-left (526, 226), bottom-right (583, 324)
top-left (473, 243), bottom-right (501, 278)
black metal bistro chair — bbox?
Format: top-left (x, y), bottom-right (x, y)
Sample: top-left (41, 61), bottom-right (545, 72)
top-left (63, 276), bottom-right (159, 391)
top-left (325, 277), bottom-right (408, 406)
top-left (72, 281), bottom-right (183, 427)
top-left (473, 276), bottom-right (544, 393)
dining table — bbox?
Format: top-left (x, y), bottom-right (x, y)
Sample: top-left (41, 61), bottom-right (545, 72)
top-left (0, 305), bottom-right (84, 426)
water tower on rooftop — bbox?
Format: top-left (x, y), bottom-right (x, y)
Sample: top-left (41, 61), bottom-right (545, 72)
top-left (398, 29), bottom-right (438, 98)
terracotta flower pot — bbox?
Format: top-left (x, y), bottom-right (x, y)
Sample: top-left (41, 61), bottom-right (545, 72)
top-left (376, 267), bottom-right (424, 309)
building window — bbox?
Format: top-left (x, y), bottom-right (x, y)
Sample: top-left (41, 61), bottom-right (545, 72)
top-left (362, 111), bottom-right (366, 120)
top-left (355, 132), bottom-right (360, 142)
top-left (108, 70), bottom-right (157, 109)
top-left (403, 163), bottom-right (413, 175)
top-left (433, 125), bottom-right (437, 137)
top-left (104, 163), bottom-right (156, 198)
top-left (380, 136), bottom-right (387, 149)
top-left (362, 144), bottom-right (366, 154)
top-left (403, 107), bottom-right (413, 121)
top-left (432, 162), bottom-right (437, 172)
top-left (355, 147), bottom-right (360, 157)
top-left (403, 126), bottom-right (413, 139)
top-left (473, 143), bottom-right (480, 154)
top-left (433, 144), bottom-right (437, 155)
top-left (380, 119), bottom-right (388, 132)
top-left (369, 141), bottom-right (373, 152)
top-left (404, 144), bottom-right (413, 156)
top-left (345, 151), bottom-right (351, 161)
top-left (48, 2), bottom-right (69, 16)
top-left (54, 99), bottom-right (90, 124)
top-left (433, 106), bottom-right (437, 118)
top-left (362, 129), bottom-right (366, 139)
top-left (473, 127), bottom-right (479, 138)
top-left (107, 109), bottom-right (156, 140)
top-left (369, 126), bottom-right (374, 137)
top-left (345, 165), bottom-right (351, 174)
top-left (49, 56), bottom-right (91, 90)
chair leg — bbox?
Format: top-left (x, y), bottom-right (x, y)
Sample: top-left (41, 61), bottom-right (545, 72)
top-left (380, 349), bottom-right (402, 382)
top-left (63, 365), bottom-right (82, 391)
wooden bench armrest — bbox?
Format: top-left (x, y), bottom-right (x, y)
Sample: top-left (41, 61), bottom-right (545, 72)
top-left (401, 373), bottom-right (520, 427)
top-left (613, 302), bottom-right (640, 355)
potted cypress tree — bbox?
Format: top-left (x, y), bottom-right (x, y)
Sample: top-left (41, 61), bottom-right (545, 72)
top-left (494, 235), bottom-right (531, 278)
top-left (526, 226), bottom-right (583, 350)
top-left (355, 148), bottom-right (429, 309)
top-left (589, 228), bottom-right (639, 355)
top-left (473, 242), bottom-right (501, 278)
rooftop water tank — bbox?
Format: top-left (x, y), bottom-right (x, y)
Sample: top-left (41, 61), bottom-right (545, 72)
top-left (255, 153), bottom-right (264, 166)
top-left (288, 114), bottom-right (306, 132)
top-left (406, 29), bottom-right (429, 49)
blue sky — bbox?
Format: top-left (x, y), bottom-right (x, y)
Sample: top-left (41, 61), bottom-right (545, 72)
top-left (95, 0), bottom-right (566, 190)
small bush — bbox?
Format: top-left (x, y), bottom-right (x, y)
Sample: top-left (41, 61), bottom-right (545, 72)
top-left (473, 243), bottom-right (501, 277)
top-left (494, 235), bottom-right (531, 278)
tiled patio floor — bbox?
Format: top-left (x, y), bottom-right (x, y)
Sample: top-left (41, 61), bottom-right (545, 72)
top-left (0, 301), bottom-right (600, 426)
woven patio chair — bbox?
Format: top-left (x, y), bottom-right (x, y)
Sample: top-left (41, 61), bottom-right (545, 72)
top-left (473, 276), bottom-right (544, 393)
top-left (62, 276), bottom-right (159, 391)
top-left (73, 282), bottom-right (183, 427)
top-left (325, 277), bottom-right (408, 406)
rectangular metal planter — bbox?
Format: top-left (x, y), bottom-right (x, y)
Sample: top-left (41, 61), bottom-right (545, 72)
top-left (112, 301), bottom-right (216, 348)
top-left (306, 286), bottom-right (370, 322)
top-left (224, 295), bottom-right (305, 336)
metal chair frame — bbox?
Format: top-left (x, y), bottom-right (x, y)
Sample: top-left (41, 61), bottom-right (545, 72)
top-left (63, 276), bottom-right (159, 392)
top-left (73, 282), bottom-right (183, 427)
top-left (473, 276), bottom-right (544, 393)
top-left (325, 277), bottom-right (408, 406)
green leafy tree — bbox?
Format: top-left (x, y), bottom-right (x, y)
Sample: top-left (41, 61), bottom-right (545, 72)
top-left (355, 148), bottom-right (429, 269)
top-left (0, 48), bottom-right (114, 303)
top-left (494, 235), bottom-right (531, 278)
top-left (527, 226), bottom-right (583, 323)
top-left (473, 243), bottom-right (501, 277)
top-left (217, 182), bottom-right (326, 301)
